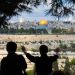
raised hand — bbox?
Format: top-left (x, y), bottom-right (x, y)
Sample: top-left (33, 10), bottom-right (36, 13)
top-left (54, 47), bottom-right (60, 54)
top-left (21, 46), bottom-right (27, 54)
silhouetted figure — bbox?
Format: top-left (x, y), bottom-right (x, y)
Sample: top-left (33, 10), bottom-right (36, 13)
top-left (52, 70), bottom-right (65, 75)
top-left (1, 41), bottom-right (27, 75)
top-left (0, 62), bottom-right (1, 75)
top-left (22, 45), bottom-right (59, 75)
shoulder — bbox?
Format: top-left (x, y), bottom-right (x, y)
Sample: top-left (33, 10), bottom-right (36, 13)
top-left (18, 55), bottom-right (27, 66)
top-left (18, 55), bottom-right (25, 60)
top-left (17, 55), bottom-right (25, 64)
top-left (1, 56), bottom-right (7, 61)
top-left (1, 57), bottom-right (7, 64)
top-left (18, 54), bottom-right (24, 57)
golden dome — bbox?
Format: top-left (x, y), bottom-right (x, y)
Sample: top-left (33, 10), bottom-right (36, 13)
top-left (39, 19), bottom-right (48, 25)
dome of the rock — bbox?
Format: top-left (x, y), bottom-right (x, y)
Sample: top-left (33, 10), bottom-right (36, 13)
top-left (39, 19), bottom-right (48, 25)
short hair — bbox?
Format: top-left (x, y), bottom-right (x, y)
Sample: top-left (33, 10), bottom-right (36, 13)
top-left (39, 45), bottom-right (48, 54)
top-left (6, 41), bottom-right (17, 53)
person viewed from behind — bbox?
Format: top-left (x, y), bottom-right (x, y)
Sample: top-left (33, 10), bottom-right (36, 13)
top-left (21, 45), bottom-right (59, 75)
top-left (1, 41), bottom-right (27, 75)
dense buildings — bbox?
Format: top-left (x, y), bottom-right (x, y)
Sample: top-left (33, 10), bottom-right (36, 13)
top-left (8, 20), bottom-right (75, 34)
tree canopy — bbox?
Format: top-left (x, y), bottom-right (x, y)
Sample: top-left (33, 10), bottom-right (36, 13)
top-left (0, 0), bottom-right (75, 27)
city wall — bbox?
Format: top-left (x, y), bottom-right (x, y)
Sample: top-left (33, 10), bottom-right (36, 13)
top-left (0, 35), bottom-right (75, 42)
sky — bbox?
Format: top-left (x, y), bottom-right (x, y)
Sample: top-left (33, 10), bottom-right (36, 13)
top-left (10, 3), bottom-right (75, 23)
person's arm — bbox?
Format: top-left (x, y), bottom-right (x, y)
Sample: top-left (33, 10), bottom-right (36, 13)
top-left (1, 58), bottom-right (6, 75)
top-left (50, 48), bottom-right (60, 62)
top-left (18, 55), bottom-right (27, 75)
top-left (19, 55), bottom-right (27, 70)
top-left (21, 46), bottom-right (36, 62)
top-left (50, 54), bottom-right (59, 62)
top-left (52, 54), bottom-right (59, 61)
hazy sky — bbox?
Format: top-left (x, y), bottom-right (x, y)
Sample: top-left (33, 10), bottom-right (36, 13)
top-left (10, 3), bottom-right (75, 23)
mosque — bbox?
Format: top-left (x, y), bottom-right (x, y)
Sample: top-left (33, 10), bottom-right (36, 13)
top-left (39, 19), bottom-right (48, 25)
top-left (31, 19), bottom-right (50, 34)
top-left (32, 19), bottom-right (49, 29)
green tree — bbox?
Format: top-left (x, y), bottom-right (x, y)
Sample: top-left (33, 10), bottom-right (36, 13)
top-left (18, 28), bottom-right (25, 33)
top-left (31, 48), bottom-right (38, 52)
top-left (59, 44), bottom-right (67, 49)
top-left (53, 61), bottom-right (59, 71)
top-left (51, 28), bottom-right (63, 34)
top-left (70, 43), bottom-right (75, 48)
top-left (29, 28), bottom-right (35, 34)
top-left (64, 57), bottom-right (70, 75)
top-left (0, 0), bottom-right (33, 27)
top-left (0, 0), bottom-right (41, 27)
top-left (70, 59), bottom-right (75, 75)
top-left (70, 59), bottom-right (75, 65)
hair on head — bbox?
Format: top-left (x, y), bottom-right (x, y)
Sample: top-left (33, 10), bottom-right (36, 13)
top-left (39, 45), bottom-right (48, 54)
top-left (6, 41), bottom-right (17, 53)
